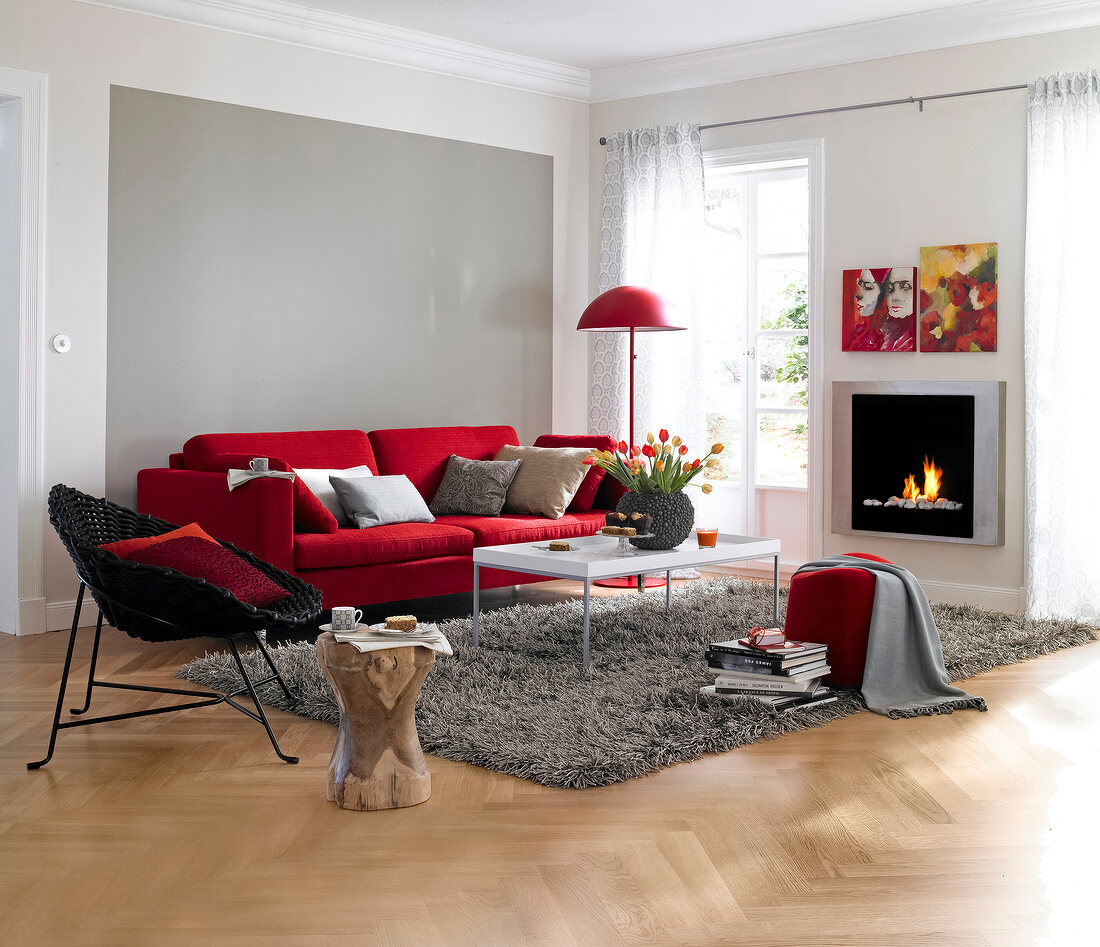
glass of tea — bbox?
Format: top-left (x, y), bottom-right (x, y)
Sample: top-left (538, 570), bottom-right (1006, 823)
top-left (696, 528), bottom-right (718, 548)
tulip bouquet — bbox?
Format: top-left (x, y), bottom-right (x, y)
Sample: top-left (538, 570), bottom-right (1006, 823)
top-left (584, 429), bottom-right (723, 495)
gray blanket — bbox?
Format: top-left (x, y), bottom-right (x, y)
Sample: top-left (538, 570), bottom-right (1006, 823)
top-left (793, 555), bottom-right (987, 717)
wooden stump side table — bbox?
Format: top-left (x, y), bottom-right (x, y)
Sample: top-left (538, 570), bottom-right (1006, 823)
top-left (316, 632), bottom-right (435, 811)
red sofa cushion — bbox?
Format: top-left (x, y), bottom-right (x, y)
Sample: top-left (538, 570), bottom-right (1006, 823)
top-left (368, 425), bottom-right (519, 501)
top-left (433, 512), bottom-right (605, 546)
top-left (293, 523), bottom-right (474, 570)
top-left (202, 452), bottom-right (339, 534)
top-left (106, 531), bottom-right (289, 608)
top-left (183, 430), bottom-right (377, 475)
top-left (533, 434), bottom-right (617, 512)
top-left (99, 521), bottom-right (220, 558)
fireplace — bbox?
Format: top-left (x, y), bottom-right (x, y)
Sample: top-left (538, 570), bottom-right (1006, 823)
top-left (833, 381), bottom-right (1005, 545)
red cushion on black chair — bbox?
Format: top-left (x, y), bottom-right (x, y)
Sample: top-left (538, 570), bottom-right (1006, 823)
top-left (121, 536), bottom-right (290, 608)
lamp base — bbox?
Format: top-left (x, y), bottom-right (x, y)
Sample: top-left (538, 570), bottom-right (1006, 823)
top-left (593, 575), bottom-right (667, 590)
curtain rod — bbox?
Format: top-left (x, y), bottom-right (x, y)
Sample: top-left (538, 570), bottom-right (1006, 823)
top-left (597, 83), bottom-right (1027, 145)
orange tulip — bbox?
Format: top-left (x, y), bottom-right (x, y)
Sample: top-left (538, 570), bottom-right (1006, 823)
top-left (679, 444), bottom-right (689, 455)
top-left (701, 483), bottom-right (714, 494)
top-left (631, 445), bottom-right (642, 457)
top-left (711, 443), bottom-right (724, 454)
top-left (656, 460), bottom-right (665, 472)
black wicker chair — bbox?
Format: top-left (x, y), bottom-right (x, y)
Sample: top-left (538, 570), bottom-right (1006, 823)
top-left (29, 484), bottom-right (323, 769)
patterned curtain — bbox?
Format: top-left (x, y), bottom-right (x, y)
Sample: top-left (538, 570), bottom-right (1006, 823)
top-left (589, 124), bottom-right (706, 456)
top-left (1024, 70), bottom-right (1100, 621)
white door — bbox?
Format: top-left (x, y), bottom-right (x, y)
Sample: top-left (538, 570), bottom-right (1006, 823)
top-left (698, 155), bottom-right (813, 564)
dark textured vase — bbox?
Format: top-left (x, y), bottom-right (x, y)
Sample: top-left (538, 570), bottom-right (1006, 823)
top-left (616, 490), bottom-right (695, 550)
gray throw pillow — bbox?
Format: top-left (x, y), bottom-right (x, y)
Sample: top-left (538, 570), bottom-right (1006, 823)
top-left (329, 474), bottom-right (435, 529)
top-left (429, 454), bottom-right (522, 516)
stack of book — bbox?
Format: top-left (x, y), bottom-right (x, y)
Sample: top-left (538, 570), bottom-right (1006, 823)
top-left (699, 636), bottom-right (836, 712)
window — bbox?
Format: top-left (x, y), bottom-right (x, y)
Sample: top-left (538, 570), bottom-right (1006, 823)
top-left (699, 152), bottom-right (814, 557)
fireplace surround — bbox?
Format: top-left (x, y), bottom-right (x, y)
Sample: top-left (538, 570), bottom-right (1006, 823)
top-left (832, 381), bottom-right (1006, 545)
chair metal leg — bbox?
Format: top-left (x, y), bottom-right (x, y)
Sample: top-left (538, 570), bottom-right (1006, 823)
top-left (226, 637), bottom-right (299, 764)
top-left (250, 630), bottom-right (294, 702)
top-left (70, 609), bottom-right (104, 716)
top-left (27, 583), bottom-right (85, 770)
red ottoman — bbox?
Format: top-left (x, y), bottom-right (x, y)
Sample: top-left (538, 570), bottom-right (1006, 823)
top-left (783, 553), bottom-right (893, 688)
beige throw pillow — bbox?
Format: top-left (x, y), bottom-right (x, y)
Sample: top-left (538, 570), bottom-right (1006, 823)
top-left (494, 445), bottom-right (591, 520)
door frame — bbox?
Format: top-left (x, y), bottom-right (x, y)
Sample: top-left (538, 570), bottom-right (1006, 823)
top-left (703, 138), bottom-right (824, 563)
top-left (0, 67), bottom-right (48, 636)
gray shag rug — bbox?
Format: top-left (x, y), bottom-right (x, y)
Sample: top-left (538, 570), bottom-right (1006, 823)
top-left (177, 579), bottom-right (1096, 788)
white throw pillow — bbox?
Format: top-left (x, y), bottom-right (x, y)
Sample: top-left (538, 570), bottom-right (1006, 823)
top-left (294, 465), bottom-right (373, 526)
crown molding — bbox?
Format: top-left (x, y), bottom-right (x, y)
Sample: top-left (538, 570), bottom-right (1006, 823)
top-left (79, 0), bottom-right (591, 102)
top-left (78, 0), bottom-right (1100, 105)
top-left (590, 0), bottom-right (1100, 102)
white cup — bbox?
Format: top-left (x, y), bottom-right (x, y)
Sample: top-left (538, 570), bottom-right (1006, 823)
top-left (249, 457), bottom-right (269, 473)
top-left (331, 606), bottom-right (363, 631)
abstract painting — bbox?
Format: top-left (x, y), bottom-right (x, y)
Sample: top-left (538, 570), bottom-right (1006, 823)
top-left (919, 243), bottom-right (997, 352)
top-left (841, 266), bottom-right (916, 352)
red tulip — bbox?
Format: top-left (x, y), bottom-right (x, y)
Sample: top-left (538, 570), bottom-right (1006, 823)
top-left (642, 443), bottom-right (656, 458)
top-left (692, 459), bottom-right (701, 468)
top-left (582, 456), bottom-right (594, 465)
top-left (678, 444), bottom-right (688, 455)
top-left (659, 428), bottom-right (669, 443)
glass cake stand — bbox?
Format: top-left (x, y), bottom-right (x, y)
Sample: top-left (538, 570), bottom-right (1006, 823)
top-left (611, 533), bottom-right (655, 557)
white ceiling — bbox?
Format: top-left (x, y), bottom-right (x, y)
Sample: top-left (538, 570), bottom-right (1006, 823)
top-left (87, 0), bottom-right (1100, 101)
top-left (287, 0), bottom-right (1074, 69)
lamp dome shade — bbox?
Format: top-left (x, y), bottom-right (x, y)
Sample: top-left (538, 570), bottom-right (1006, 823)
top-left (576, 286), bottom-right (685, 332)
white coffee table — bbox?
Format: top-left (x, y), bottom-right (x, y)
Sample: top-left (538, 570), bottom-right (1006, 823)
top-left (471, 533), bottom-right (781, 667)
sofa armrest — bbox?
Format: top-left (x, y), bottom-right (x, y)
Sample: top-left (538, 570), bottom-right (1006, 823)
top-left (136, 468), bottom-right (295, 572)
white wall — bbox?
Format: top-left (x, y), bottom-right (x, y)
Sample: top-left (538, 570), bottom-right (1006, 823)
top-left (591, 26), bottom-right (1100, 610)
top-left (0, 96), bottom-right (19, 635)
top-left (0, 0), bottom-right (590, 626)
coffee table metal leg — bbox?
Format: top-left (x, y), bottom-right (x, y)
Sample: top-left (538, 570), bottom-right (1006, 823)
top-left (582, 580), bottom-right (591, 669)
top-left (773, 555), bottom-right (780, 625)
top-left (665, 571), bottom-right (672, 612)
top-left (472, 564), bottom-right (480, 648)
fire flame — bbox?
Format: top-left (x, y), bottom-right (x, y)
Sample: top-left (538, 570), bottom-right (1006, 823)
top-left (922, 456), bottom-right (942, 502)
top-left (901, 456), bottom-right (943, 503)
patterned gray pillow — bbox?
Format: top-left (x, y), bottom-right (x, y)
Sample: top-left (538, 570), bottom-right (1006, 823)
top-left (429, 454), bottom-right (522, 517)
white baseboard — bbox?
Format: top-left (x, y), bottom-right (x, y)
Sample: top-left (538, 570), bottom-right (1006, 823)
top-left (46, 598), bottom-right (83, 632)
top-left (917, 581), bottom-right (1024, 613)
top-left (702, 564), bottom-right (1023, 613)
top-left (18, 597), bottom-right (47, 635)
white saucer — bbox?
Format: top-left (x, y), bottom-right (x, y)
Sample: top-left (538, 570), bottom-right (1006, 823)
top-left (319, 622), bottom-right (368, 633)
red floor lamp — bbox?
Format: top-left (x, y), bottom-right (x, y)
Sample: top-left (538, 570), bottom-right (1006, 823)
top-left (577, 286), bottom-right (686, 589)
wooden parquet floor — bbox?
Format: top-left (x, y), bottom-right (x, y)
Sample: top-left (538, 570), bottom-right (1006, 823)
top-left (1, 580), bottom-right (1097, 946)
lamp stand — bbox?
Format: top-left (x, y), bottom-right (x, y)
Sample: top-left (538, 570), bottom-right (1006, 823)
top-left (595, 324), bottom-right (665, 591)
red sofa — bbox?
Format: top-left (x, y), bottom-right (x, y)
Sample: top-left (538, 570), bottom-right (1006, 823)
top-left (137, 426), bottom-right (624, 609)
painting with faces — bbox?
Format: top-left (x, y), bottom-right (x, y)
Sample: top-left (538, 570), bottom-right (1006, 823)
top-left (841, 266), bottom-right (916, 351)
top-left (919, 243), bottom-right (997, 352)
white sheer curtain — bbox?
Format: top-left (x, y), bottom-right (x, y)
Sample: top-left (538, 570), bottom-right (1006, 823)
top-left (589, 124), bottom-right (705, 454)
top-left (1024, 70), bottom-right (1100, 621)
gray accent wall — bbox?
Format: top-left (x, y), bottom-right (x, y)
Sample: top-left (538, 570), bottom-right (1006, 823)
top-left (107, 87), bottom-right (553, 506)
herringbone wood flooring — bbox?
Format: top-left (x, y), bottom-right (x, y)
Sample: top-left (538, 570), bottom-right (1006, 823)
top-left (2, 580), bottom-right (1097, 946)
